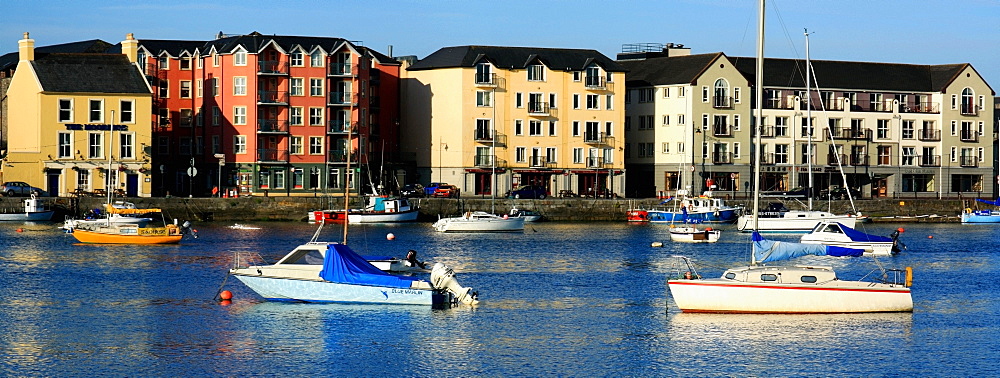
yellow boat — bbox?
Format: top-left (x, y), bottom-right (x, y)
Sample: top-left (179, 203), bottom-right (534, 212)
top-left (70, 223), bottom-right (185, 244)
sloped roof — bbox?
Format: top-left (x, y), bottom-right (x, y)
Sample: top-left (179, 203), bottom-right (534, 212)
top-left (617, 53), bottom-right (726, 86)
top-left (407, 45), bottom-right (626, 72)
top-left (0, 39), bottom-right (112, 72)
top-left (31, 53), bottom-right (150, 94)
top-left (108, 39), bottom-right (206, 57)
top-left (203, 32), bottom-right (352, 55)
top-left (730, 56), bottom-right (970, 93)
top-left (359, 46), bottom-right (400, 66)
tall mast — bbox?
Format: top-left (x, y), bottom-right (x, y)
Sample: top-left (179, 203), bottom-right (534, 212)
top-left (805, 29), bottom-right (814, 211)
top-left (491, 86), bottom-right (496, 214)
top-left (107, 110), bottom-right (116, 226)
top-left (751, 0), bottom-right (765, 265)
top-left (342, 63), bottom-right (354, 245)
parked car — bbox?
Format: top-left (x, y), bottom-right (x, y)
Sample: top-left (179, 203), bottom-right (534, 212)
top-left (506, 185), bottom-right (548, 199)
top-left (761, 186), bottom-right (812, 198)
top-left (400, 184), bottom-right (425, 198)
top-left (819, 186), bottom-right (861, 200)
top-left (424, 182), bottom-right (446, 196)
top-left (1, 181), bottom-right (47, 197)
top-left (431, 184), bottom-right (460, 198)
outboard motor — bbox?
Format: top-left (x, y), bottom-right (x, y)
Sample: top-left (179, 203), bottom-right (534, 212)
top-left (180, 220), bottom-right (198, 238)
top-left (430, 263), bottom-right (478, 305)
top-left (889, 228), bottom-right (905, 254)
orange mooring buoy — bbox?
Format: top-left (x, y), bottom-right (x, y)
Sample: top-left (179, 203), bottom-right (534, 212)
top-left (219, 290), bottom-right (233, 300)
top-left (387, 233), bottom-right (395, 240)
top-left (16, 228), bottom-right (23, 233)
top-left (927, 235), bottom-right (934, 239)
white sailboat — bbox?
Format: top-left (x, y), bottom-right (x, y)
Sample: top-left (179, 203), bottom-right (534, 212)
top-left (667, 1), bottom-right (913, 313)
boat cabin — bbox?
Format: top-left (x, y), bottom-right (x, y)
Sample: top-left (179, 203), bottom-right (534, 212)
top-left (722, 265), bottom-right (838, 284)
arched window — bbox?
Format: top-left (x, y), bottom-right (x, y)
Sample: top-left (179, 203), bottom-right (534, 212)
top-left (714, 79), bottom-right (730, 107)
top-left (961, 88), bottom-right (975, 114)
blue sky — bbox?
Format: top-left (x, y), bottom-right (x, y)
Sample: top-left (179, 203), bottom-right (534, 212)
top-left (5, 0), bottom-right (1000, 90)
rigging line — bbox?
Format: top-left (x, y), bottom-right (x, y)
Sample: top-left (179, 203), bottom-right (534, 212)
top-left (807, 59), bottom-right (860, 216)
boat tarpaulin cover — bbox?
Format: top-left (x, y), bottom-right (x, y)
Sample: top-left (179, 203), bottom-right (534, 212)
top-left (753, 231), bottom-right (864, 263)
top-left (975, 198), bottom-right (1000, 206)
top-left (319, 244), bottom-right (421, 288)
top-left (838, 222), bottom-right (892, 243)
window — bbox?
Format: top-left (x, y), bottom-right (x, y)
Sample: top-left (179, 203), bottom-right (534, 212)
top-left (196, 79), bottom-right (203, 97)
top-left (678, 114), bottom-right (685, 125)
top-left (291, 136), bottom-right (303, 155)
top-left (212, 53), bottom-right (220, 67)
top-left (212, 107), bottom-right (220, 127)
top-left (573, 94), bottom-right (580, 109)
top-left (951, 146), bottom-right (958, 162)
top-left (702, 114), bottom-right (709, 130)
top-left (572, 121), bottom-right (580, 137)
top-left (902, 120), bottom-right (914, 139)
top-left (157, 136), bottom-right (169, 155)
top-left (274, 170), bottom-right (286, 189)
top-left (573, 148), bottom-right (583, 164)
top-left (158, 56), bottom-right (168, 70)
top-left (548, 121), bottom-right (557, 136)
top-left (195, 136), bottom-right (203, 155)
top-left (89, 99), bottom-right (103, 122)
top-left (761, 274), bottom-right (778, 282)
top-left (59, 99), bottom-right (73, 122)
top-left (119, 100), bottom-right (134, 123)
top-left (877, 146), bottom-right (891, 165)
top-left (58, 132), bottom-right (72, 158)
top-left (514, 120), bottom-right (523, 136)
top-left (233, 106), bottom-right (247, 125)
top-left (901, 146), bottom-right (915, 166)
top-left (527, 63), bottom-right (544, 81)
top-left (309, 108), bottom-right (324, 126)
top-left (515, 147), bottom-right (526, 162)
top-left (586, 94), bottom-right (599, 110)
top-left (774, 116), bottom-right (788, 137)
top-left (290, 107), bottom-right (303, 125)
top-left (877, 119), bottom-right (890, 139)
top-left (734, 87), bottom-right (741, 103)
top-left (180, 80), bottom-right (191, 98)
top-left (179, 137), bottom-right (192, 155)
top-left (516, 93), bottom-right (523, 108)
top-left (211, 135), bottom-right (220, 154)
top-left (179, 57), bottom-right (191, 70)
top-left (902, 174), bottom-right (932, 192)
top-left (606, 95), bottom-right (613, 110)
top-left (290, 51), bottom-right (304, 66)
top-left (290, 78), bottom-right (304, 96)
top-left (212, 78), bottom-right (219, 97)
top-left (179, 109), bottom-right (193, 127)
top-left (573, 71), bottom-right (581, 82)
top-left (662, 115), bottom-right (670, 126)
top-left (477, 90), bottom-right (492, 107)
top-left (529, 120), bottom-right (542, 136)
top-left (800, 276), bottom-right (818, 283)
top-left (159, 80), bottom-right (169, 98)
top-left (951, 120), bottom-right (957, 136)
top-left (310, 50), bottom-right (324, 67)
top-left (733, 143), bottom-right (740, 159)
top-left (309, 136), bottom-right (323, 155)
top-left (663, 87), bottom-right (671, 98)
top-left (702, 85), bottom-right (709, 102)
top-left (775, 144), bottom-right (788, 164)
top-left (549, 93), bottom-right (557, 108)
top-left (234, 135), bottom-right (247, 154)
top-left (310, 78), bottom-right (324, 96)
top-left (662, 142), bottom-right (670, 154)
top-left (77, 170), bottom-right (90, 191)
top-left (233, 77), bottom-right (247, 96)
top-left (678, 87), bottom-right (686, 97)
top-left (88, 132), bottom-right (103, 158)
top-left (733, 115), bottom-right (741, 131)
top-left (234, 48), bottom-right (247, 66)
top-left (678, 142), bottom-right (685, 153)
top-left (546, 147), bottom-right (557, 163)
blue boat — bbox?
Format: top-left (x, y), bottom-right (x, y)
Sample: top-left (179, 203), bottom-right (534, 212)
top-left (961, 199), bottom-right (1000, 223)
top-left (647, 194), bottom-right (742, 224)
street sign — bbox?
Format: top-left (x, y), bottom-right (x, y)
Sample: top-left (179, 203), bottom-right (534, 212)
top-left (730, 173), bottom-right (737, 179)
top-left (187, 167), bottom-right (198, 177)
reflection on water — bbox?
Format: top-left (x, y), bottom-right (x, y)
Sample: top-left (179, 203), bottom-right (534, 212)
top-left (0, 221), bottom-right (997, 375)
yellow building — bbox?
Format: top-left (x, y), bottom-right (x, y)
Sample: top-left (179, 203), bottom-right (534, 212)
top-left (402, 46), bottom-right (627, 198)
top-left (4, 33), bottom-right (153, 197)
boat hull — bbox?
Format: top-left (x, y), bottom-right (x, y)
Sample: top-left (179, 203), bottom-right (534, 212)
top-left (0, 211), bottom-right (55, 221)
top-left (70, 228), bottom-right (183, 244)
top-left (433, 212), bottom-right (525, 232)
top-left (648, 209), bottom-right (740, 223)
top-left (231, 273), bottom-right (441, 305)
top-left (960, 211), bottom-right (1000, 223)
top-left (347, 209), bottom-right (419, 223)
top-left (668, 228), bottom-right (721, 243)
top-left (668, 278), bottom-right (912, 313)
top-left (737, 213), bottom-right (857, 232)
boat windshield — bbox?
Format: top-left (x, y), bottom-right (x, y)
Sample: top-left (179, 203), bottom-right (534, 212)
top-left (280, 248), bottom-right (326, 265)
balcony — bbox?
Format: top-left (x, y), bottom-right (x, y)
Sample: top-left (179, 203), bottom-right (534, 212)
top-left (918, 155), bottom-right (941, 167)
top-left (328, 148), bottom-right (360, 163)
top-left (257, 149), bottom-right (288, 163)
top-left (328, 63), bottom-right (356, 77)
top-left (713, 96), bottom-right (733, 109)
top-left (586, 157), bottom-right (605, 168)
top-left (712, 124), bottom-right (733, 137)
top-left (829, 127), bottom-right (870, 140)
top-left (474, 128), bottom-right (507, 147)
top-left (960, 155), bottom-right (979, 167)
top-left (257, 119), bottom-right (289, 134)
top-left (328, 91), bottom-right (358, 106)
top-left (752, 125), bottom-right (775, 138)
top-left (711, 152), bottom-right (733, 164)
top-left (764, 97), bottom-right (794, 110)
top-left (901, 102), bottom-right (939, 114)
top-left (529, 156), bottom-right (555, 168)
top-left (960, 104), bottom-right (979, 116)
top-left (258, 61), bottom-right (289, 75)
top-left (527, 101), bottom-right (551, 116)
top-left (474, 155), bottom-right (507, 168)
top-left (327, 120), bottom-right (356, 134)
top-left (584, 76), bottom-right (612, 91)
top-left (918, 129), bottom-right (941, 141)
top-left (257, 90), bottom-right (288, 105)
top-left (849, 154), bottom-right (869, 166)
top-left (475, 73), bottom-right (503, 88)
top-left (753, 153), bottom-right (775, 165)
top-left (827, 153), bottom-right (846, 166)
top-left (584, 132), bottom-right (614, 146)
top-left (960, 129), bottom-right (979, 142)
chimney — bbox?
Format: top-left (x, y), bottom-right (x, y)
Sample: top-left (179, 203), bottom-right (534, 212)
top-left (122, 33), bottom-right (138, 63)
top-left (18, 32), bottom-right (34, 61)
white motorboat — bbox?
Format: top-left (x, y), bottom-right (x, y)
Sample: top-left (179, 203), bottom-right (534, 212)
top-left (229, 223), bottom-right (261, 230)
top-left (0, 194), bottom-right (55, 221)
top-left (509, 207), bottom-right (542, 222)
top-left (668, 225), bottom-right (721, 243)
top-left (667, 6), bottom-right (912, 314)
top-left (736, 209), bottom-right (858, 233)
top-left (62, 202), bottom-right (155, 231)
top-left (229, 241), bottom-right (477, 306)
top-left (432, 211), bottom-right (525, 232)
top-left (364, 250), bottom-right (431, 273)
top-left (799, 220), bottom-right (902, 256)
top-left (347, 196), bottom-right (420, 224)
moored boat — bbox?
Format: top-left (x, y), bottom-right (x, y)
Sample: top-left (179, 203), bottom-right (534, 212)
top-left (432, 211), bottom-right (524, 232)
top-left (347, 196), bottom-right (420, 224)
top-left (509, 207), bottom-right (542, 222)
top-left (68, 205), bottom-right (193, 244)
top-left (961, 199), bottom-right (1000, 223)
top-left (799, 220), bottom-right (902, 256)
top-left (647, 192), bottom-right (742, 224)
top-left (0, 194), bottom-right (54, 221)
top-left (736, 202), bottom-right (857, 233)
top-left (668, 225), bottom-right (721, 243)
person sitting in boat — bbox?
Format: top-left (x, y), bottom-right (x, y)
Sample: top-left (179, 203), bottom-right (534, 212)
top-left (406, 249), bottom-right (427, 269)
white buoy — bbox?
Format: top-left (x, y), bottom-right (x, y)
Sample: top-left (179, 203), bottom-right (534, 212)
top-left (387, 233), bottom-right (396, 240)
top-left (651, 242), bottom-right (664, 247)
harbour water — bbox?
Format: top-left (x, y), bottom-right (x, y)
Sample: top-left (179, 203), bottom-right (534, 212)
top-left (0, 220), bottom-right (996, 376)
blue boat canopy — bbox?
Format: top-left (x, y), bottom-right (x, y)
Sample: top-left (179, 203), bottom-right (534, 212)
top-left (319, 244), bottom-right (422, 288)
top-left (753, 232), bottom-right (864, 263)
top-left (838, 222), bottom-right (892, 243)
top-left (975, 198), bottom-right (1000, 207)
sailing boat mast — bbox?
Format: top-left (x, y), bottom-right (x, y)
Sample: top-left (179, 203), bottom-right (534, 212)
top-left (491, 86), bottom-right (497, 214)
top-left (751, 0), bottom-right (765, 266)
top-left (106, 110), bottom-right (116, 226)
top-left (805, 29), bottom-right (814, 211)
top-left (342, 78), bottom-right (355, 245)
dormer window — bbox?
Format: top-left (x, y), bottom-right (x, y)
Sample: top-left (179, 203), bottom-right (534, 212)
top-left (290, 51), bottom-right (304, 67)
top-left (527, 63), bottom-right (544, 81)
top-left (233, 48), bottom-right (247, 66)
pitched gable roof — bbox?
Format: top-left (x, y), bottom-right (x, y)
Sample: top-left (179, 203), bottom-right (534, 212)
top-left (407, 45), bottom-right (626, 72)
top-left (730, 56), bottom-right (970, 93)
top-left (617, 53), bottom-right (726, 86)
top-left (31, 53), bottom-right (150, 94)
top-left (0, 39), bottom-right (113, 72)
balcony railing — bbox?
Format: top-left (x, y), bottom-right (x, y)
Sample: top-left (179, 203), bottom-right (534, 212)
top-left (753, 153), bottom-right (775, 165)
top-left (585, 76), bottom-right (611, 91)
top-left (584, 132), bottom-right (614, 146)
top-left (849, 154), bottom-right (869, 166)
top-left (328, 120), bottom-right (356, 134)
top-left (258, 61), bottom-right (289, 75)
top-left (258, 90), bottom-right (288, 105)
top-left (713, 96), bottom-right (733, 109)
top-left (328, 149), bottom-right (359, 163)
top-left (529, 156), bottom-right (552, 168)
top-left (960, 129), bottom-right (979, 142)
top-left (586, 157), bottom-right (605, 168)
top-left (328, 63), bottom-right (356, 77)
top-left (257, 149), bottom-right (288, 163)
top-left (475, 73), bottom-right (499, 87)
top-left (960, 155), bottom-right (979, 167)
top-left (752, 125), bottom-right (775, 138)
top-left (827, 153), bottom-right (847, 166)
top-left (712, 152), bottom-right (733, 164)
top-left (257, 119), bottom-right (289, 133)
top-left (712, 124), bottom-right (733, 137)
top-left (901, 102), bottom-right (939, 113)
top-left (829, 127), bottom-right (870, 140)
top-left (764, 97), bottom-right (794, 110)
top-left (474, 155), bottom-right (507, 168)
top-left (528, 101), bottom-right (551, 116)
top-left (960, 104), bottom-right (979, 116)
top-left (328, 91), bottom-right (358, 106)
top-left (918, 155), bottom-right (941, 167)
top-left (474, 128), bottom-right (507, 147)
top-left (918, 129), bottom-right (941, 141)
